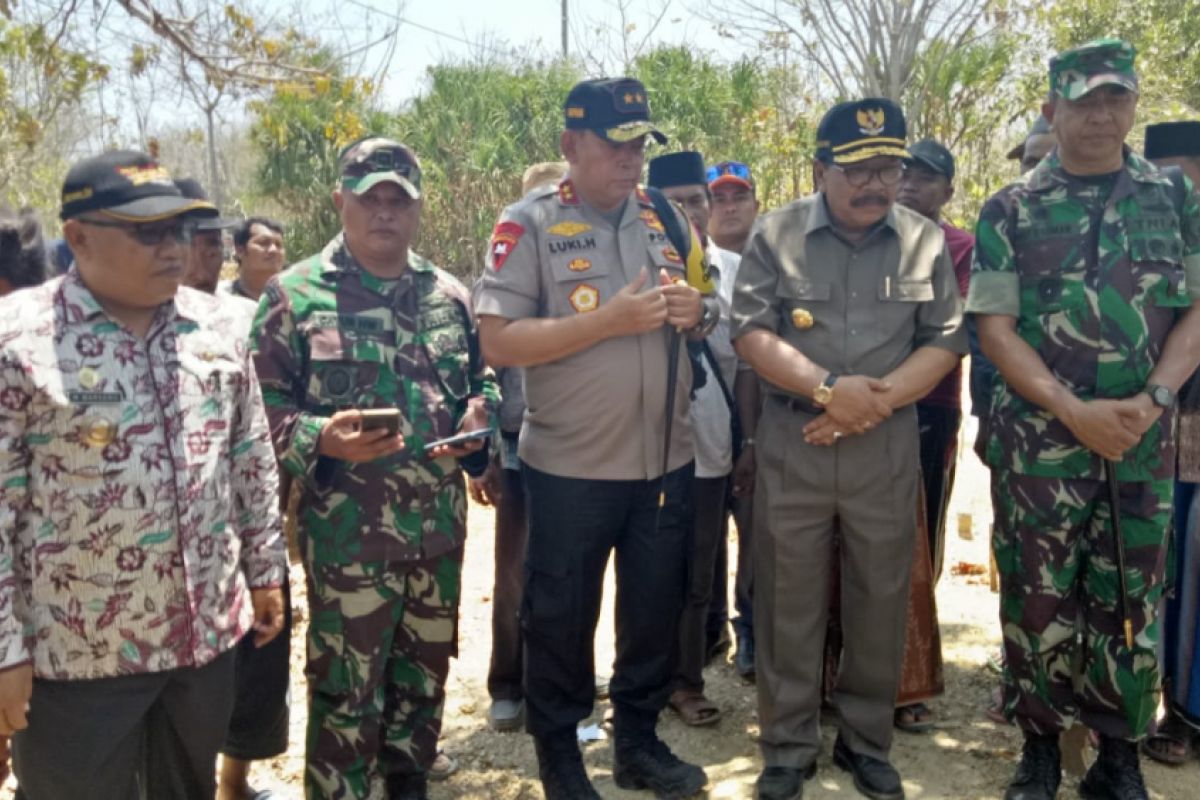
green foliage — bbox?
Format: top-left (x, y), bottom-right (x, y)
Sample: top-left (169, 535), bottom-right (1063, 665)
top-left (247, 52), bottom-right (388, 259)
top-left (0, 19), bottom-right (107, 210)
top-left (1038, 0), bottom-right (1200, 116)
top-left (386, 60), bottom-right (582, 274)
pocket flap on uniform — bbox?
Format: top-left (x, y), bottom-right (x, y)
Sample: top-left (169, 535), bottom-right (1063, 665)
top-left (775, 277), bottom-right (831, 300)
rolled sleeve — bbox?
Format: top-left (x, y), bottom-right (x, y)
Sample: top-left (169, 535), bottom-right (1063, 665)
top-left (231, 348), bottom-right (287, 589)
top-left (0, 354), bottom-right (31, 671)
top-left (475, 207), bottom-right (541, 320)
top-left (1180, 174), bottom-right (1200, 300)
top-left (914, 244), bottom-right (968, 354)
top-left (966, 193), bottom-right (1020, 316)
top-left (730, 224), bottom-right (782, 340)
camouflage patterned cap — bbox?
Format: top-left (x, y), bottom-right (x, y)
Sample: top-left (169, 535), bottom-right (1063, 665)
top-left (337, 137), bottom-right (422, 199)
top-left (1049, 38), bottom-right (1138, 101)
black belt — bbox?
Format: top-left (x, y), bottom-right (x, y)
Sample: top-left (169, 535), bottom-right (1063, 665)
top-left (770, 393), bottom-right (823, 415)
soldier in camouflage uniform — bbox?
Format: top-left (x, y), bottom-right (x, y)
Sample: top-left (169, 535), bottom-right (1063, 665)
top-left (967, 40), bottom-right (1200, 800)
top-left (252, 137), bottom-right (499, 800)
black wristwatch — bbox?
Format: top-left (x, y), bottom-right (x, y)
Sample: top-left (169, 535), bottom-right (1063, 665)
top-left (1146, 384), bottom-right (1175, 409)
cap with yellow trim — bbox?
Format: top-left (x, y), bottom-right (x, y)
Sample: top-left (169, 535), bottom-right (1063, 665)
top-left (814, 98), bottom-right (908, 165)
top-left (60, 150), bottom-right (217, 222)
top-left (563, 77), bottom-right (668, 146)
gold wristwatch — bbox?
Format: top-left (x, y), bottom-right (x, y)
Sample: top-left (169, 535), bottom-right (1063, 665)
top-left (812, 372), bottom-right (838, 405)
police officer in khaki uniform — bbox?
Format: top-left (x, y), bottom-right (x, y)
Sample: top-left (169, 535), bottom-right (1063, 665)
top-left (475, 77), bottom-right (718, 800)
top-left (731, 99), bottom-right (966, 800)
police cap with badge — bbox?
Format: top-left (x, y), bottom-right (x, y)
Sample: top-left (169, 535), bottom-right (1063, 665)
top-left (563, 77), bottom-right (668, 145)
top-left (814, 98), bottom-right (908, 164)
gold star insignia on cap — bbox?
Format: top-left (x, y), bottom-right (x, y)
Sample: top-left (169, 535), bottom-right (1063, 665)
top-left (792, 308), bottom-right (814, 329)
top-left (624, 93), bottom-right (634, 103)
top-left (636, 92), bottom-right (645, 103)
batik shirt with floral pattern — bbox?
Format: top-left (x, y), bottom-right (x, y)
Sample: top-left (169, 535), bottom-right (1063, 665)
top-left (0, 273), bottom-right (287, 680)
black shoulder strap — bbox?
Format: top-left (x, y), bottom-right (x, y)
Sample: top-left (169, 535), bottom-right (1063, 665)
top-left (645, 186), bottom-right (691, 262)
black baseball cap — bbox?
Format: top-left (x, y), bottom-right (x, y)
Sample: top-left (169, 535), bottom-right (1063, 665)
top-left (647, 151), bottom-right (707, 188)
top-left (174, 178), bottom-right (238, 231)
top-left (814, 98), bottom-right (908, 164)
top-left (1145, 121), bottom-right (1200, 159)
top-left (904, 139), bottom-right (956, 180)
top-left (60, 150), bottom-right (217, 222)
top-left (563, 78), bottom-right (667, 145)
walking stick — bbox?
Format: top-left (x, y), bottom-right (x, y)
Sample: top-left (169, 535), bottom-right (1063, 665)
top-left (656, 330), bottom-right (682, 523)
top-left (1104, 459), bottom-right (1135, 649)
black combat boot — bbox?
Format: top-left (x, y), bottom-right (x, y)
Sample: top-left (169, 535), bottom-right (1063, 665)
top-left (385, 771), bottom-right (427, 800)
top-left (1079, 735), bottom-right (1149, 800)
top-left (613, 709), bottom-right (706, 799)
top-left (755, 762), bottom-right (816, 800)
top-left (534, 733), bottom-right (600, 800)
top-left (1004, 731), bottom-right (1061, 800)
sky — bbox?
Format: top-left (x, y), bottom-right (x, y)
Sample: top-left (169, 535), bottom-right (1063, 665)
top-left (325, 0), bottom-right (747, 107)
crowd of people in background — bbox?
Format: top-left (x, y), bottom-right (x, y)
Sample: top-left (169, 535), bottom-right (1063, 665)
top-left (0, 31), bottom-right (1196, 800)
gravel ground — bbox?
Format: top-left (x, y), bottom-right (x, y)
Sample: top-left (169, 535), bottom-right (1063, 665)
top-left (2, 417), bottom-right (1193, 798)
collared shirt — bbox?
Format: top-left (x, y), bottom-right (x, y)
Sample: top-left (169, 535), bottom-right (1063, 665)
top-left (474, 180), bottom-right (704, 481)
top-left (966, 148), bottom-right (1200, 481)
top-left (0, 273), bottom-right (286, 680)
top-left (731, 194), bottom-right (966, 392)
top-left (921, 221), bottom-right (975, 409)
top-left (218, 278), bottom-right (253, 303)
top-left (692, 243), bottom-right (740, 478)
top-left (252, 234), bottom-right (499, 565)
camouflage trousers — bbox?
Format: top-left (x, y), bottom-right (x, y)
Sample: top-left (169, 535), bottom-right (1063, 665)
top-left (304, 548), bottom-right (463, 799)
top-left (991, 470), bottom-right (1171, 739)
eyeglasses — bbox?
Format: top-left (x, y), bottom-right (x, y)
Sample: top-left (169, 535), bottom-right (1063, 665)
top-left (706, 161), bottom-right (753, 184)
top-left (830, 163), bottom-right (905, 188)
top-left (77, 216), bottom-right (196, 246)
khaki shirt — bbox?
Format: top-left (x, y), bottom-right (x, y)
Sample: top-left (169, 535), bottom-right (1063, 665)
top-left (475, 180), bottom-right (697, 480)
top-left (730, 194), bottom-right (966, 393)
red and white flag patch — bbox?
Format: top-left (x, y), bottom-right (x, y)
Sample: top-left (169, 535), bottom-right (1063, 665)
top-left (490, 221), bottom-right (525, 271)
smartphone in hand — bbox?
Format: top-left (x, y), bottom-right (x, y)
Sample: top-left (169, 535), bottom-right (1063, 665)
top-left (359, 409), bottom-right (402, 437)
top-left (423, 428), bottom-right (491, 453)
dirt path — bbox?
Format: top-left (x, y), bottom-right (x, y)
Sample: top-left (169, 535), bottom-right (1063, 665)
top-left (2, 421), bottom-right (1193, 797)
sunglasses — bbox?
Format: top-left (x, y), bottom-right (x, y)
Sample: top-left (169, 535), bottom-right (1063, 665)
top-left (706, 161), bottom-right (753, 184)
top-left (78, 216), bottom-right (196, 246)
top-left (344, 147), bottom-right (423, 188)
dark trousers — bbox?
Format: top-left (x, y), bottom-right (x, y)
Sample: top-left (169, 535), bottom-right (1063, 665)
top-left (223, 579), bottom-right (292, 760)
top-left (13, 647), bottom-right (237, 800)
top-left (521, 461), bottom-right (693, 738)
top-left (707, 529), bottom-right (730, 648)
top-left (916, 402), bottom-right (962, 582)
top-left (489, 465), bottom-right (529, 701)
top-left (732, 494), bottom-right (755, 637)
top-left (677, 475), bottom-right (730, 691)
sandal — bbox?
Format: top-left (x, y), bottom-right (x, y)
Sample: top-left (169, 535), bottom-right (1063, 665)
top-left (1142, 714), bottom-right (1196, 766)
top-left (428, 750), bottom-right (458, 781)
top-left (894, 702), bottom-right (935, 733)
top-left (668, 689), bottom-right (722, 727)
